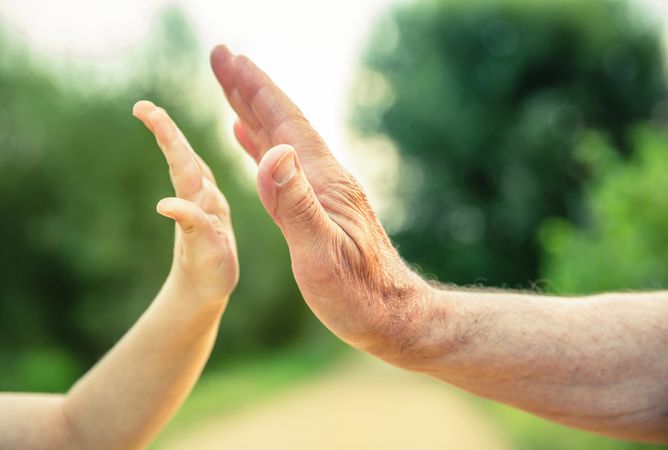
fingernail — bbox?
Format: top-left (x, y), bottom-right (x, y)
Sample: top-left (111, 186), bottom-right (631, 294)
top-left (131, 102), bottom-right (141, 117)
top-left (156, 199), bottom-right (174, 218)
top-left (132, 100), bottom-right (155, 117)
top-left (272, 150), bottom-right (296, 184)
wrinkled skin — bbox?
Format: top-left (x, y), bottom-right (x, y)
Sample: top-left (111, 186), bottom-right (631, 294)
top-left (210, 46), bottom-right (433, 361)
top-left (207, 46), bottom-right (668, 445)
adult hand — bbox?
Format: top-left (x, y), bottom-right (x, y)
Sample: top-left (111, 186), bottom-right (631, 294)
top-left (209, 46), bottom-right (668, 444)
top-left (210, 45), bottom-right (434, 362)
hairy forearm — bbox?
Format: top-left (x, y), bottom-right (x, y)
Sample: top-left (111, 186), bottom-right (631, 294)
top-left (387, 286), bottom-right (668, 443)
top-left (205, 42), bottom-right (667, 443)
top-left (61, 279), bottom-right (224, 450)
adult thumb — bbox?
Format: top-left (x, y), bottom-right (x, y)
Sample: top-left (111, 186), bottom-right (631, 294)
top-left (257, 144), bottom-right (332, 249)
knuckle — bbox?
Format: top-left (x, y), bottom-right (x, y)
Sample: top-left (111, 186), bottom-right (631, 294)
top-left (181, 221), bottom-right (198, 235)
top-left (181, 213), bottom-right (207, 235)
top-left (287, 190), bottom-right (320, 226)
top-left (204, 166), bottom-right (217, 183)
top-left (322, 176), bottom-right (368, 212)
top-left (207, 214), bottom-right (227, 236)
top-left (218, 195), bottom-right (231, 216)
top-left (170, 157), bottom-right (199, 180)
top-left (269, 114), bottom-right (299, 139)
top-left (202, 179), bottom-right (230, 216)
top-left (183, 158), bottom-right (200, 175)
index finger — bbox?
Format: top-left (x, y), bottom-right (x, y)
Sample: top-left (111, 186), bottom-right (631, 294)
top-left (133, 100), bottom-right (203, 201)
top-left (210, 45), bottom-right (340, 187)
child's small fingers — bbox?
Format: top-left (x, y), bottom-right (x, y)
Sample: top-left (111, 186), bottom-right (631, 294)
top-left (201, 178), bottom-right (232, 220)
top-left (157, 197), bottom-right (232, 266)
top-left (135, 100), bottom-right (217, 184)
top-left (193, 151), bottom-right (217, 184)
top-left (147, 108), bottom-right (199, 173)
top-left (134, 101), bottom-right (203, 200)
top-left (157, 197), bottom-right (208, 234)
top-left (132, 100), bottom-right (158, 132)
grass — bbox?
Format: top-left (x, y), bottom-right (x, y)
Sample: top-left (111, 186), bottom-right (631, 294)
top-left (479, 401), bottom-right (668, 450)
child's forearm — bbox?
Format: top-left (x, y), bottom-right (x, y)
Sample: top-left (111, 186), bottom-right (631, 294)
top-left (62, 278), bottom-right (225, 450)
top-left (0, 393), bottom-right (70, 449)
top-left (56, 101), bottom-right (238, 450)
top-left (59, 102), bottom-right (237, 450)
top-left (0, 101), bottom-right (237, 450)
top-left (0, 282), bottom-right (224, 450)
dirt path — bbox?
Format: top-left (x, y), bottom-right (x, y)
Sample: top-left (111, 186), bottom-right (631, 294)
top-left (161, 354), bottom-right (511, 450)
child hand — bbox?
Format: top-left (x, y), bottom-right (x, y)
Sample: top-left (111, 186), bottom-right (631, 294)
top-left (133, 101), bottom-right (239, 308)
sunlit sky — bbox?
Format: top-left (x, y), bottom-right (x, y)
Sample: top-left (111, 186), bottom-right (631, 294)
top-left (0, 0), bottom-right (396, 171)
top-left (1, 0), bottom-right (667, 209)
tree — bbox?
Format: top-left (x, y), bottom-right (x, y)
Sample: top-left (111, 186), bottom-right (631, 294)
top-left (352, 0), bottom-right (668, 287)
top-left (541, 126), bottom-right (668, 294)
top-left (0, 7), bottom-right (306, 391)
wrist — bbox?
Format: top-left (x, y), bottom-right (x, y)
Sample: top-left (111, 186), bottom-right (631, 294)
top-left (163, 267), bottom-right (229, 309)
top-left (369, 278), bottom-right (457, 372)
top-left (159, 271), bottom-right (228, 319)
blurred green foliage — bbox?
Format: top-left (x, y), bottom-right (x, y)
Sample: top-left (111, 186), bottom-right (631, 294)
top-left (542, 126), bottom-right (668, 294)
top-left (0, 8), bottom-right (311, 392)
top-left (356, 0), bottom-right (668, 448)
top-left (353, 0), bottom-right (668, 287)
top-left (2, 1), bottom-right (667, 447)
top-left (483, 400), bottom-right (668, 450)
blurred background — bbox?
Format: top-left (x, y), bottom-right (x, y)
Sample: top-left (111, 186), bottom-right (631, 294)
top-left (1, 0), bottom-right (668, 448)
